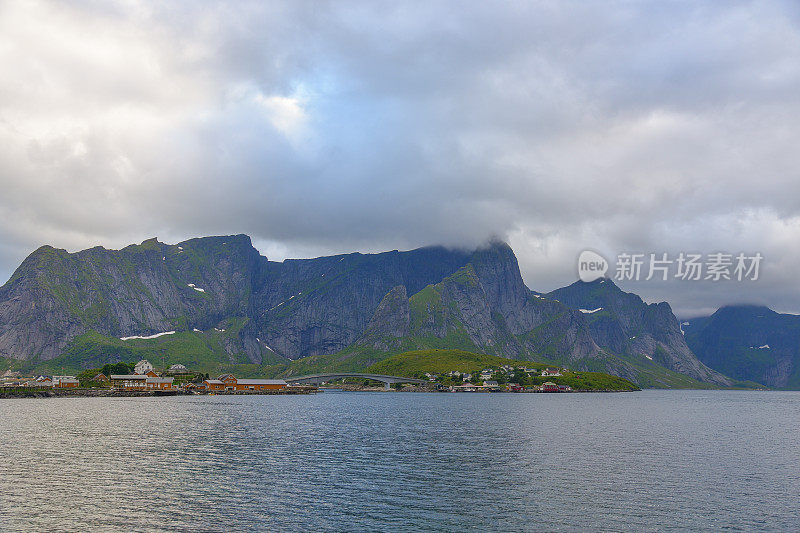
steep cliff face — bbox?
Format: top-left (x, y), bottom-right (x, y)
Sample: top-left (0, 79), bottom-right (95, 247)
top-left (0, 237), bottom-right (471, 363)
top-left (547, 279), bottom-right (731, 386)
top-left (405, 264), bottom-right (519, 354)
top-left (348, 285), bottom-right (410, 351)
top-left (353, 246), bottom-right (606, 371)
top-left (0, 235), bottom-right (263, 361)
top-left (684, 306), bottom-right (800, 389)
top-left (250, 247), bottom-right (471, 358)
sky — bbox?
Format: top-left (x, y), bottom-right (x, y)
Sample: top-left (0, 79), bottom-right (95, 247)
top-left (1, 0), bottom-right (799, 317)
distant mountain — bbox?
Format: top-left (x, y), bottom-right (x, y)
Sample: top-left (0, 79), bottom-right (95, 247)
top-left (0, 235), bottom-right (733, 388)
top-left (684, 305), bottom-right (800, 389)
top-left (548, 279), bottom-right (730, 386)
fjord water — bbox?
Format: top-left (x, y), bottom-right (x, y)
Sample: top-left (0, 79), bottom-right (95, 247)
top-left (1, 391), bottom-right (798, 532)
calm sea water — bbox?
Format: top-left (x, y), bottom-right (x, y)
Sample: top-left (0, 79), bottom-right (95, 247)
top-left (0, 390), bottom-right (798, 532)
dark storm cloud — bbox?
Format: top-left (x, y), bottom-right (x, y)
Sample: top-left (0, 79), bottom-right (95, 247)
top-left (1, 0), bottom-right (799, 315)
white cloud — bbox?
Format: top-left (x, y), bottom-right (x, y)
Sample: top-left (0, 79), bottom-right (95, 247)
top-left (0, 0), bottom-right (799, 316)
top-left (254, 93), bottom-right (308, 141)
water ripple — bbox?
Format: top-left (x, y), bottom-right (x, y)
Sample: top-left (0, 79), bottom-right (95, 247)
top-left (0, 391), bottom-right (799, 531)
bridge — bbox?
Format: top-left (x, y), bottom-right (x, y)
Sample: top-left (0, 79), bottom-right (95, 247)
top-left (285, 373), bottom-right (427, 390)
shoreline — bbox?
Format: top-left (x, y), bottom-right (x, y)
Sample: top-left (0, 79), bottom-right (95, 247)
top-left (0, 387), bottom-right (317, 399)
top-left (318, 385), bottom-right (638, 393)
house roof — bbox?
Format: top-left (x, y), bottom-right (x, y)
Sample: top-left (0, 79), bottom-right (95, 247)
top-left (146, 377), bottom-right (173, 384)
top-left (110, 374), bottom-right (148, 380)
top-left (204, 379), bottom-right (224, 384)
top-left (235, 379), bottom-right (287, 386)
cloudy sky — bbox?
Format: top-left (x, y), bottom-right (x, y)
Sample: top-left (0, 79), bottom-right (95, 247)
top-left (1, 0), bottom-right (799, 316)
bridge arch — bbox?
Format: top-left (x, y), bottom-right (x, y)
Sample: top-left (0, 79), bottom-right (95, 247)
top-left (285, 373), bottom-right (427, 389)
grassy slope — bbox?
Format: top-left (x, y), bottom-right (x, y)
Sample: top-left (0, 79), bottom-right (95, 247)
top-left (4, 337), bottom-right (759, 389)
top-left (368, 349), bottom-right (544, 375)
top-left (261, 333), bottom-right (737, 389)
top-left (558, 353), bottom-right (713, 389)
top-left (6, 322), bottom-right (289, 377)
top-left (366, 349), bottom-right (639, 391)
top-left (264, 345), bottom-right (387, 377)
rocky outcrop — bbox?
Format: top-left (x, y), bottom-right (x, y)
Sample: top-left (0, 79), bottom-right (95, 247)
top-left (358, 286), bottom-right (411, 350)
top-left (357, 249), bottom-right (603, 365)
top-left (250, 246), bottom-right (471, 358)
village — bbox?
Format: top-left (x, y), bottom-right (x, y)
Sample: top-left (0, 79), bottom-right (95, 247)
top-left (1, 359), bottom-right (580, 395)
top-left (0, 359), bottom-right (310, 395)
top-left (434, 366), bottom-right (574, 392)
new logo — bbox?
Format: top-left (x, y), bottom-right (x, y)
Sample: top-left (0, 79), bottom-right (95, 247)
top-left (578, 250), bottom-right (608, 282)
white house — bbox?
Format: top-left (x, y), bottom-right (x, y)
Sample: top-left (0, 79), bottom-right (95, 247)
top-left (541, 368), bottom-right (563, 377)
top-left (134, 359), bottom-right (154, 375)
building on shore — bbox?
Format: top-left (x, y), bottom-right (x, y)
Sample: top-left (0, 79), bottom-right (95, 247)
top-left (53, 376), bottom-right (79, 388)
top-left (167, 364), bottom-right (189, 374)
top-left (451, 383), bottom-right (480, 392)
top-left (134, 359), bottom-right (154, 375)
top-left (541, 368), bottom-right (563, 377)
top-left (110, 374), bottom-right (174, 391)
top-left (202, 379), bottom-right (224, 391)
top-left (483, 380), bottom-right (500, 391)
top-left (201, 374), bottom-right (287, 392)
top-left (541, 381), bottom-right (560, 392)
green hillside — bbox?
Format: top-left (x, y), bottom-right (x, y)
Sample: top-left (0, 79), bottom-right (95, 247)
top-left (368, 349), bottom-right (543, 375)
top-left (5, 323), bottom-right (288, 376)
top-left (366, 349), bottom-right (639, 391)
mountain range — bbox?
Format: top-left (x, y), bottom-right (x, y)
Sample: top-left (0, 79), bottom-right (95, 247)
top-left (0, 234), bottom-right (787, 388)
